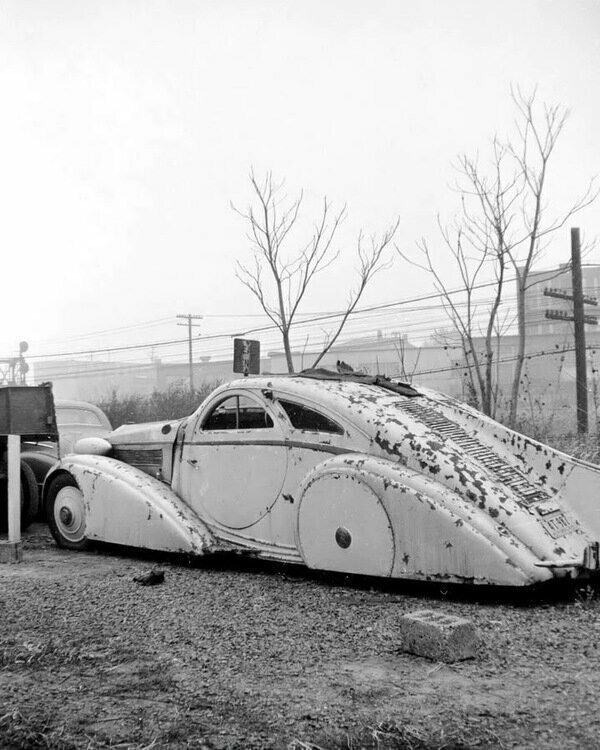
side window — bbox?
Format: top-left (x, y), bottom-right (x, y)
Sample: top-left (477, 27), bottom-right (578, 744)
top-left (203, 396), bottom-right (238, 430)
top-left (238, 395), bottom-right (274, 429)
top-left (278, 400), bottom-right (344, 434)
top-left (202, 395), bottom-right (274, 431)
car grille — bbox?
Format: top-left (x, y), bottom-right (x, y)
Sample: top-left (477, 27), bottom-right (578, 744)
top-left (113, 447), bottom-right (163, 477)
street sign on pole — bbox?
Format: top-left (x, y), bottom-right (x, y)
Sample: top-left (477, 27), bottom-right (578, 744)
top-left (233, 339), bottom-right (260, 376)
top-left (0, 384), bottom-right (57, 563)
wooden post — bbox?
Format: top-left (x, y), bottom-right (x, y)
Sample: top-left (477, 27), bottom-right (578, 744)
top-left (187, 315), bottom-right (194, 395)
top-left (571, 227), bottom-right (588, 435)
top-left (0, 434), bottom-right (22, 563)
top-left (176, 314), bottom-right (203, 402)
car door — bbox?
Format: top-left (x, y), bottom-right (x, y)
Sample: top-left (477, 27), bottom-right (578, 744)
top-left (274, 396), bottom-right (368, 499)
top-left (180, 391), bottom-right (288, 531)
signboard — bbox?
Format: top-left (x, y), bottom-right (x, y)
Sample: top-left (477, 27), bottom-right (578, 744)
top-left (233, 338), bottom-right (260, 376)
top-left (0, 385), bottom-right (58, 439)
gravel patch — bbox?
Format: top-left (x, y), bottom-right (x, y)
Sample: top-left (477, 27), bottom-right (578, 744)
top-left (1, 525), bottom-right (599, 749)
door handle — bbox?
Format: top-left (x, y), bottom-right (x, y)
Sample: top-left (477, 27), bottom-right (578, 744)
top-left (187, 459), bottom-right (198, 466)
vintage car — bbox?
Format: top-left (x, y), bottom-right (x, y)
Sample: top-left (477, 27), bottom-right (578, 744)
top-left (0, 384), bottom-right (58, 531)
top-left (21, 400), bottom-right (112, 497)
top-left (42, 370), bottom-right (600, 587)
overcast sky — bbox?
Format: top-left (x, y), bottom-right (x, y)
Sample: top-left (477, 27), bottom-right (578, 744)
top-left (0, 0), bottom-right (598, 365)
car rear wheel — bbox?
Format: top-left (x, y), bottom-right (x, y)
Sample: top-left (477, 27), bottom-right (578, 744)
top-left (0, 461), bottom-right (39, 532)
top-left (20, 461), bottom-right (39, 529)
top-left (45, 473), bottom-right (90, 550)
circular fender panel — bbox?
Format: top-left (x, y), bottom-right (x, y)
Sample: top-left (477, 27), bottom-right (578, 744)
top-left (296, 471), bottom-right (395, 577)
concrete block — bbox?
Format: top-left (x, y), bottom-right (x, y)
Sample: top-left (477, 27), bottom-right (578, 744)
top-left (0, 540), bottom-right (23, 563)
top-left (398, 609), bottom-right (481, 662)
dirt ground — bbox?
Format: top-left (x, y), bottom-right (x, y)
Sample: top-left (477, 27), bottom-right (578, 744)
top-left (1, 525), bottom-right (600, 750)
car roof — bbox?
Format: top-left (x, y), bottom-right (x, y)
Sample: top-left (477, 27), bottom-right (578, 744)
top-left (54, 400), bottom-right (112, 428)
top-left (212, 370), bottom-right (421, 423)
top-left (226, 369), bottom-right (419, 397)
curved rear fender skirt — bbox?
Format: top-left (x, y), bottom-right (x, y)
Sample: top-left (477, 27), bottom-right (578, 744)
top-left (44, 455), bottom-right (215, 555)
top-left (297, 454), bottom-right (554, 586)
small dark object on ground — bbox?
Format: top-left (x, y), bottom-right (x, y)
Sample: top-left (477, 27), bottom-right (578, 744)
top-left (133, 568), bottom-right (165, 586)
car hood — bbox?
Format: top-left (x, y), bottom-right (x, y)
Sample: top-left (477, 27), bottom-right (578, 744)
top-left (109, 418), bottom-right (185, 447)
top-left (59, 425), bottom-right (111, 455)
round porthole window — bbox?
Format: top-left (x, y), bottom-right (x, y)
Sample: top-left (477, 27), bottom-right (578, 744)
top-left (335, 526), bottom-right (352, 549)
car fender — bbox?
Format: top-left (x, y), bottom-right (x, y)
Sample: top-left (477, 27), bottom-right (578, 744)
top-left (294, 453), bottom-right (555, 586)
top-left (44, 455), bottom-right (216, 555)
top-left (21, 449), bottom-right (59, 486)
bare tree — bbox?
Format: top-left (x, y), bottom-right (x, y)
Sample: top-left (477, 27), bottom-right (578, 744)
top-left (504, 88), bottom-right (597, 424)
top-left (234, 170), bottom-right (399, 372)
top-left (400, 143), bottom-right (516, 419)
top-left (399, 87), bottom-right (597, 424)
top-left (393, 333), bottom-right (421, 383)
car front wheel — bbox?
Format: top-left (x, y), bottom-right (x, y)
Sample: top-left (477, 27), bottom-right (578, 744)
top-left (45, 474), bottom-right (90, 550)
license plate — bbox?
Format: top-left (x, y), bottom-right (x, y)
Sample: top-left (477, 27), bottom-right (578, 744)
top-left (542, 512), bottom-right (577, 539)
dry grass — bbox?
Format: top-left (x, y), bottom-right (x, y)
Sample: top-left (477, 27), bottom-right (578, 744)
top-left (289, 720), bottom-right (505, 750)
top-left (546, 433), bottom-right (600, 464)
top-left (95, 381), bottom-right (220, 429)
top-left (3, 529), bottom-right (600, 749)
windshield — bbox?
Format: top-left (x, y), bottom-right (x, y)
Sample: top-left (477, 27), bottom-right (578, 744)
top-left (56, 407), bottom-right (105, 427)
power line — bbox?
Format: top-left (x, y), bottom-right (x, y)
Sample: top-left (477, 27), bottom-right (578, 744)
top-left (27, 276), bottom-right (521, 361)
top-left (18, 290), bottom-right (476, 359)
top-left (25, 268), bottom-right (600, 363)
top-left (24, 316), bottom-right (175, 346)
top-left (234, 277), bottom-right (514, 338)
top-left (36, 341), bottom-right (590, 384)
top-left (398, 345), bottom-right (584, 379)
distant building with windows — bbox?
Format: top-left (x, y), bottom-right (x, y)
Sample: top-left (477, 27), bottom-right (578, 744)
top-left (33, 357), bottom-right (245, 401)
top-left (31, 311), bottom-right (600, 433)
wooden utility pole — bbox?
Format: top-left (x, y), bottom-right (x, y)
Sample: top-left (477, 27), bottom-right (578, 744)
top-left (176, 314), bottom-right (203, 396)
top-left (0, 435), bottom-right (22, 563)
top-left (544, 228), bottom-right (595, 435)
top-left (7, 435), bottom-right (21, 553)
top-left (571, 228), bottom-right (588, 434)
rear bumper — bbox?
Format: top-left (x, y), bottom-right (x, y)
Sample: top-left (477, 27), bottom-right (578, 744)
top-left (534, 542), bottom-right (600, 578)
top-left (583, 541), bottom-right (600, 571)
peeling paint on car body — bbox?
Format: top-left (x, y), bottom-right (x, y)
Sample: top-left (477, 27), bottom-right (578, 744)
top-left (43, 371), bottom-right (600, 586)
top-left (46, 454), bottom-right (216, 554)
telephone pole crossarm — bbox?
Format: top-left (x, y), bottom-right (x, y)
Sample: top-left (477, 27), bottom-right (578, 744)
top-left (545, 309), bottom-right (598, 325)
top-left (544, 287), bottom-right (598, 306)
